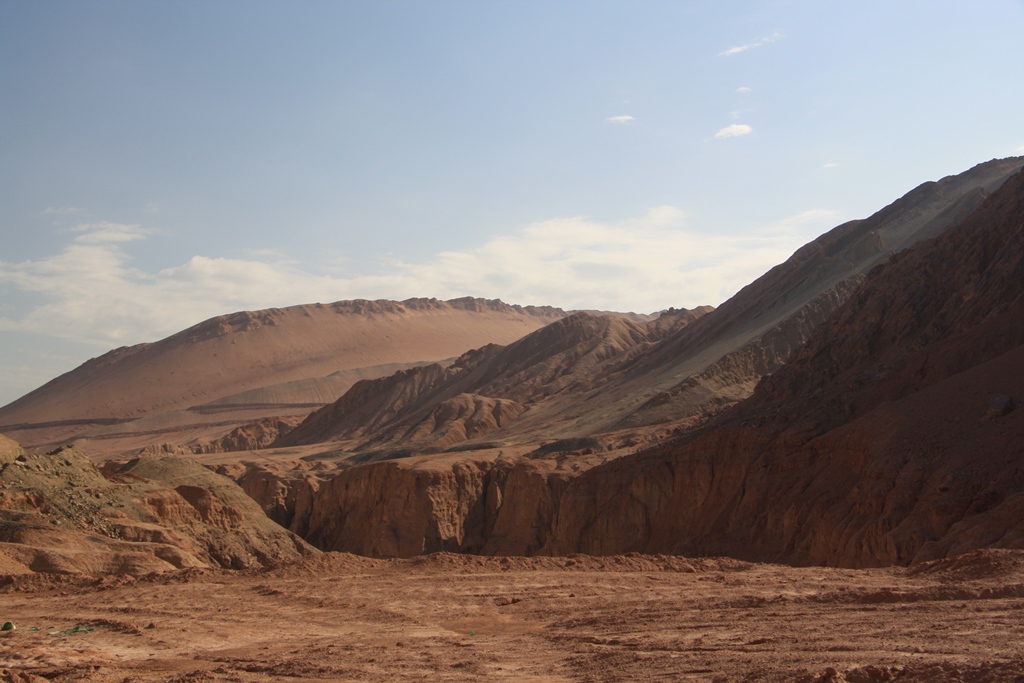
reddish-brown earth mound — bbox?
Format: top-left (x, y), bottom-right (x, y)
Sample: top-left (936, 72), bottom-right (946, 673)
top-left (0, 437), bottom-right (313, 574)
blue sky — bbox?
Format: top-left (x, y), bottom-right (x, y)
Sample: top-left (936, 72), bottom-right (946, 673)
top-left (2, 0), bottom-right (1023, 407)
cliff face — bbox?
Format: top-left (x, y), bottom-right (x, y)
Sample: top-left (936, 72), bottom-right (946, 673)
top-left (286, 457), bottom-right (573, 557)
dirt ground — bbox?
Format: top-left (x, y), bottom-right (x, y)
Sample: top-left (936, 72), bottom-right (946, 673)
top-left (1, 551), bottom-right (1023, 682)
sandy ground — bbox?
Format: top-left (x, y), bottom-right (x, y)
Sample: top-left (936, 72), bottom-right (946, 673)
top-left (0, 551), bottom-right (1023, 682)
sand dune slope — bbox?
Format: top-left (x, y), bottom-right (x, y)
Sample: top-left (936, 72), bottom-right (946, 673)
top-left (0, 298), bottom-right (565, 456)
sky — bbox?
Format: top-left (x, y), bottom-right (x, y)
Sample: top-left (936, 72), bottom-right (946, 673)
top-left (1, 0), bottom-right (1023, 408)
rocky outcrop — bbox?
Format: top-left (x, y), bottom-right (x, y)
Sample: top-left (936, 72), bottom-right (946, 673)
top-left (398, 394), bottom-right (529, 447)
top-left (222, 460), bottom-right (334, 529)
top-left (0, 443), bottom-right (316, 575)
top-left (193, 416), bottom-right (305, 453)
top-left (280, 311), bottom-right (698, 452)
top-left (0, 434), bottom-right (22, 462)
top-left (279, 456), bottom-right (575, 557)
top-left (279, 363), bottom-right (456, 446)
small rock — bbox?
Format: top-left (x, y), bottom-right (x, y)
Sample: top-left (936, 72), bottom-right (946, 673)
top-left (988, 394), bottom-right (1016, 417)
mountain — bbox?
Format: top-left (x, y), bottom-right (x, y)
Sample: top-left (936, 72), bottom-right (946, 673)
top-left (248, 159), bottom-right (1024, 565)
top-left (277, 306), bottom-right (710, 452)
top-left (277, 157), bottom-right (1024, 457)
top-left (0, 297), bottom-right (566, 457)
top-left (3, 157), bottom-right (1022, 571)
top-left (545, 162), bottom-right (1024, 566)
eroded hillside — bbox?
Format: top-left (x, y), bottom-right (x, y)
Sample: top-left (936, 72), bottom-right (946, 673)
top-left (272, 157), bottom-right (1024, 460)
top-left (0, 298), bottom-right (567, 457)
top-left (0, 434), bottom-right (314, 574)
top-left (236, 161), bottom-right (1024, 567)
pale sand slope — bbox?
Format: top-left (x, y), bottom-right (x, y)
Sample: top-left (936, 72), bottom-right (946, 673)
top-left (0, 298), bottom-right (566, 457)
top-left (1, 550), bottom-right (1023, 682)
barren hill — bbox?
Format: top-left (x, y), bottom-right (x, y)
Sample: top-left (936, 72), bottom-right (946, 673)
top-left (0, 297), bottom-right (566, 457)
top-left (546, 163), bottom-right (1024, 566)
top-left (249, 159), bottom-right (1024, 565)
top-left (277, 157), bottom-right (1024, 458)
top-left (278, 307), bottom-right (710, 452)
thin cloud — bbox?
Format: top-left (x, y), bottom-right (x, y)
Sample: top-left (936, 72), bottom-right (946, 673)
top-left (823, 162), bottom-right (839, 169)
top-left (44, 206), bottom-right (86, 215)
top-left (720, 32), bottom-right (783, 57)
top-left (0, 209), bottom-right (840, 348)
top-left (69, 222), bottom-right (155, 244)
top-left (736, 86), bottom-right (752, 94)
top-left (606, 115), bottom-right (635, 124)
top-left (714, 124), bottom-right (753, 139)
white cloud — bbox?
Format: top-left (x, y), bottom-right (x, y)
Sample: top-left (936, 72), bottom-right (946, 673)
top-left (1015, 144), bottom-right (1024, 154)
top-left (823, 162), bottom-right (839, 169)
top-left (0, 209), bottom-right (840, 349)
top-left (720, 33), bottom-right (783, 57)
top-left (44, 206), bottom-right (85, 215)
top-left (606, 115), bottom-right (635, 124)
top-left (714, 124), bottom-right (753, 139)
top-left (69, 221), bottom-right (155, 244)
top-left (736, 86), bottom-right (752, 94)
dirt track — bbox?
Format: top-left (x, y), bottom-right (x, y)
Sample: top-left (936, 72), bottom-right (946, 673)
top-left (1, 551), bottom-right (1023, 682)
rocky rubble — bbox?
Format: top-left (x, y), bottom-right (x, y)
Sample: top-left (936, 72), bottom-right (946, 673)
top-left (0, 435), bottom-right (314, 574)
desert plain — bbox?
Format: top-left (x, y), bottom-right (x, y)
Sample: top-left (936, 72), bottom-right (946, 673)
top-left (2, 550), bottom-right (1024, 682)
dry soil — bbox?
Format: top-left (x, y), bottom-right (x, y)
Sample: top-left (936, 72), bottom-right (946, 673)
top-left (1, 550), bottom-right (1023, 682)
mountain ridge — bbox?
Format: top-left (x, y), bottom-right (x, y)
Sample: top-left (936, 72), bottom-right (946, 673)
top-left (273, 157), bottom-right (1024, 456)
